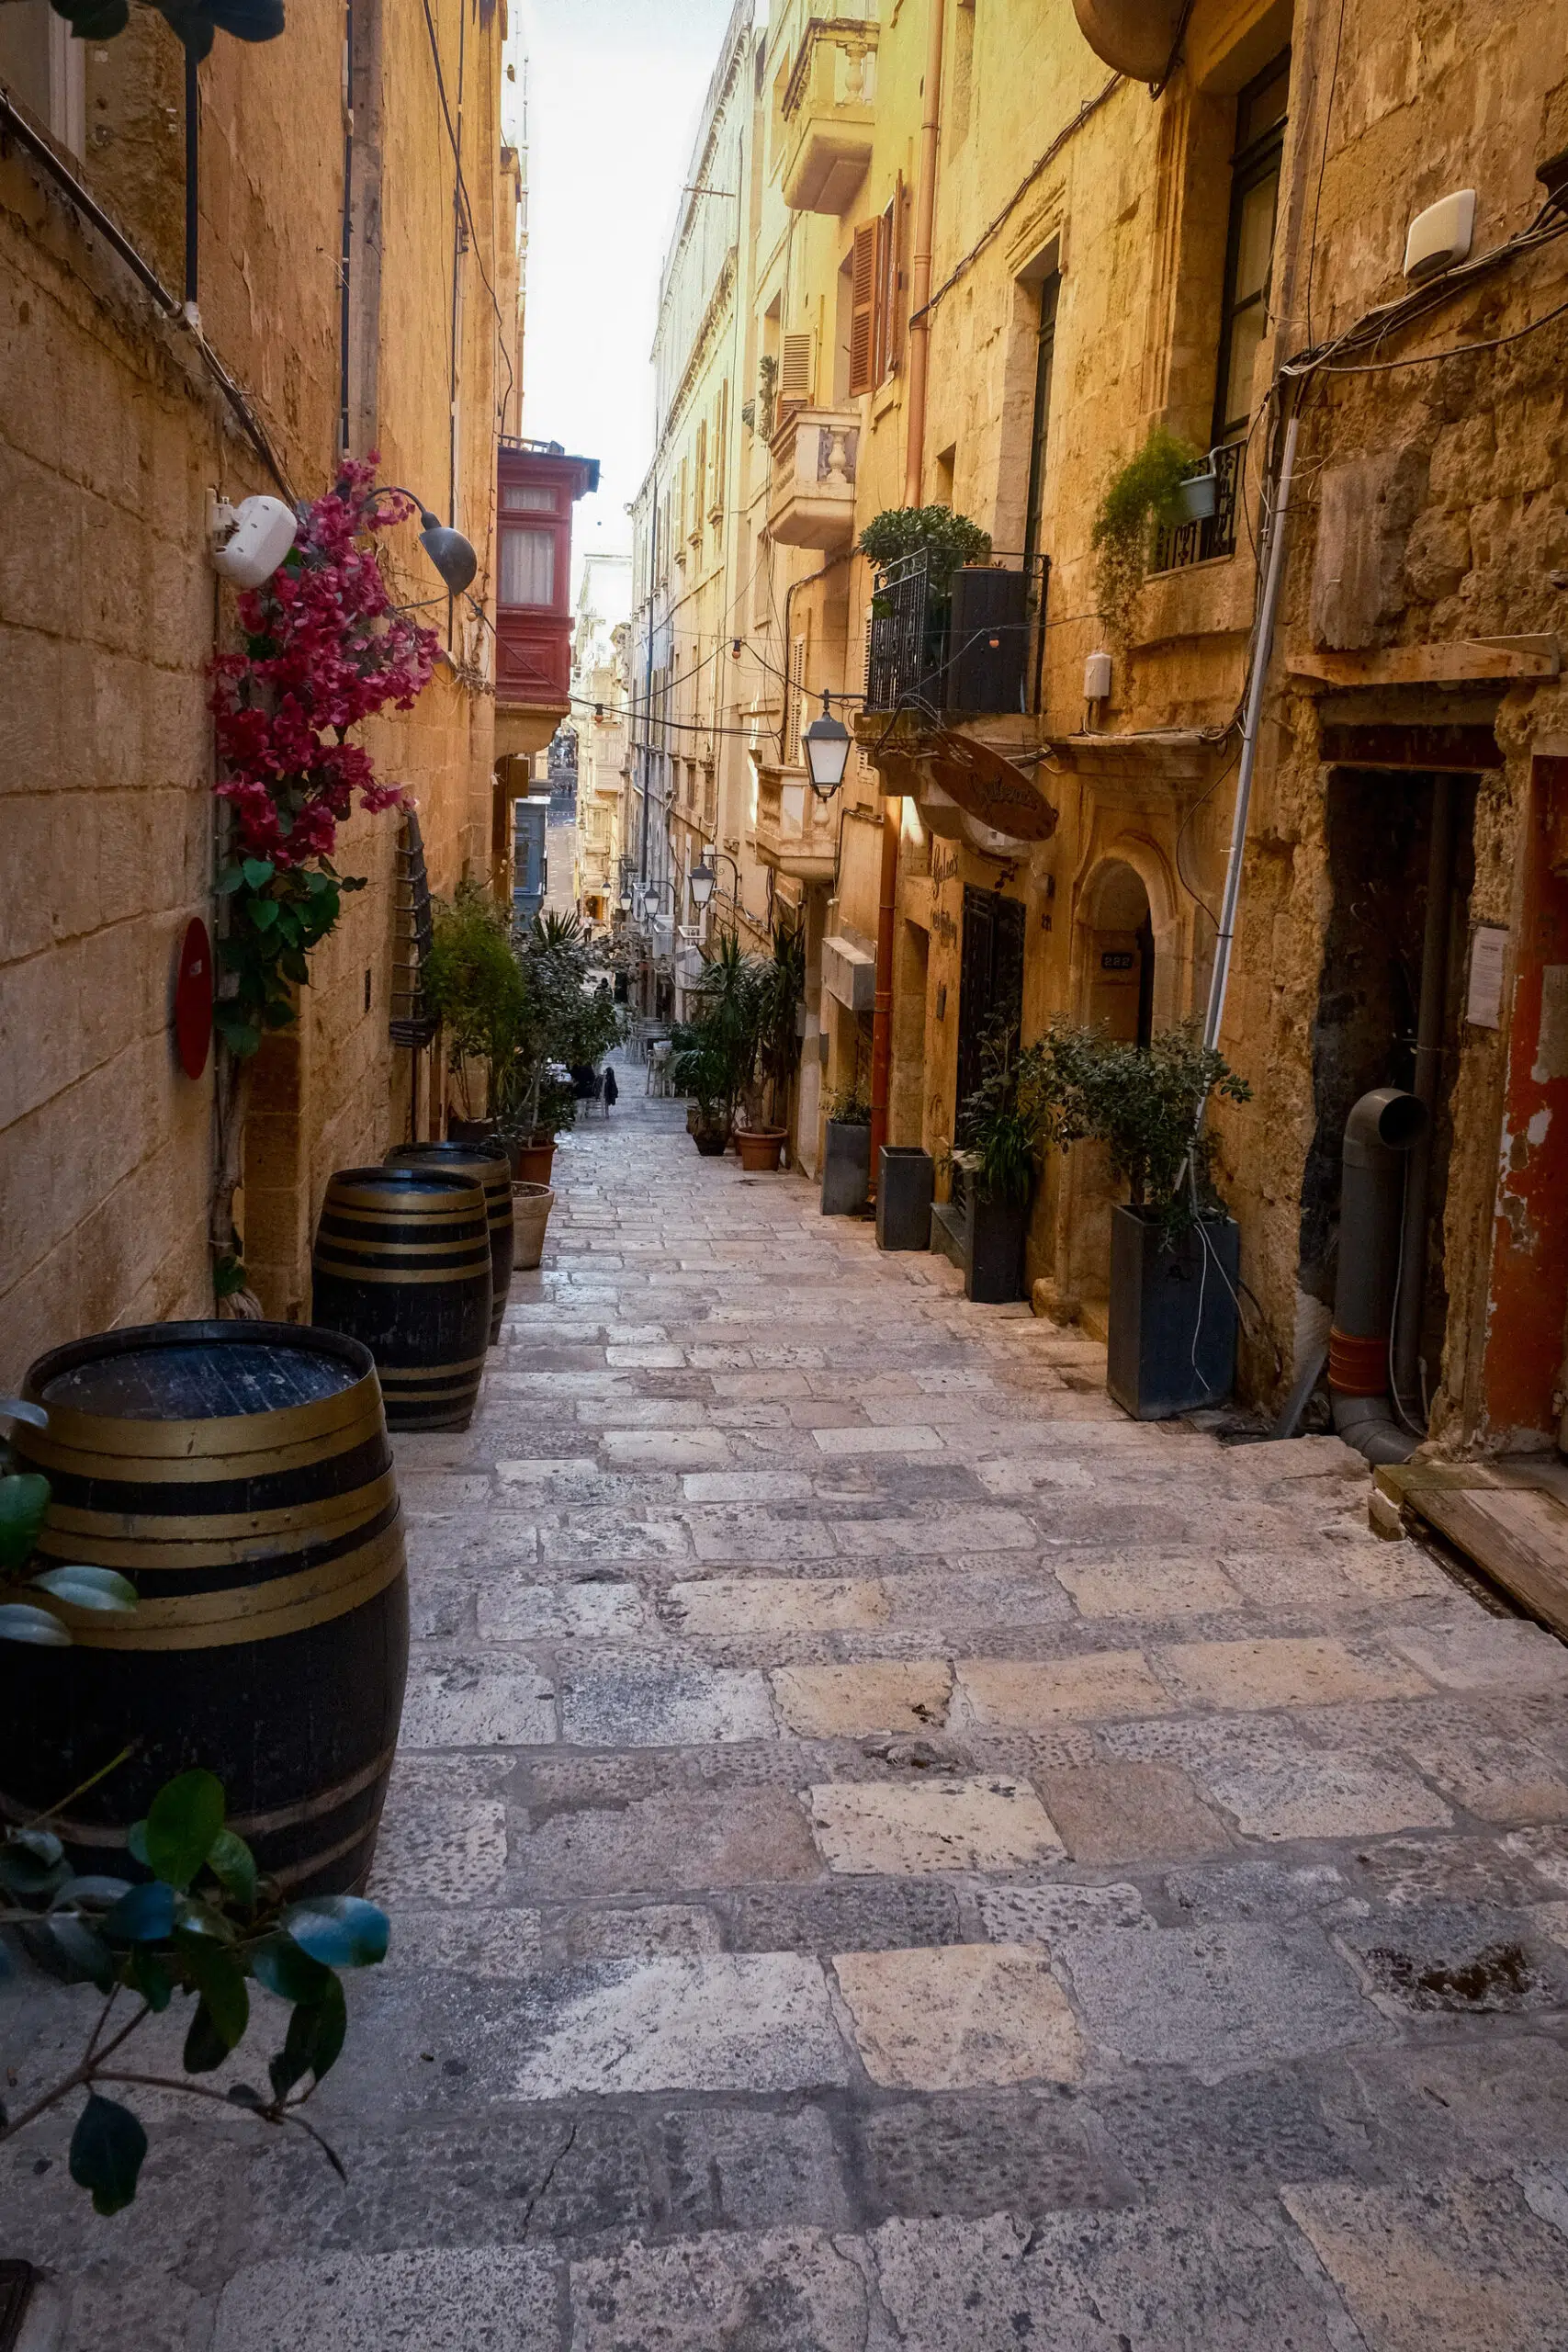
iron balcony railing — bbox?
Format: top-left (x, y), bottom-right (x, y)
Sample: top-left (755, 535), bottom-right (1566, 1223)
top-left (863, 547), bottom-right (1050, 718)
top-left (1151, 437), bottom-right (1244, 573)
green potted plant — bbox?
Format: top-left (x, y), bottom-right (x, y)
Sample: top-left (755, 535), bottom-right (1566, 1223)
top-left (671, 934), bottom-right (760, 1159)
top-left (859, 506), bottom-right (994, 707)
top-left (671, 1021), bottom-right (737, 1154)
top-left (1089, 426), bottom-right (1205, 650)
top-left (821, 1076), bottom-right (873, 1215)
top-left (945, 1030), bottom-right (1040, 1302)
top-left (421, 882), bottom-right (525, 1143)
top-left (502, 911), bottom-right (624, 1185)
top-left (1019, 1022), bottom-right (1251, 1416)
top-left (737, 918), bottom-right (805, 1172)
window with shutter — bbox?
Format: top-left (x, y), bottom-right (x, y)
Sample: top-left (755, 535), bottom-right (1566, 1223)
top-left (779, 332), bottom-right (816, 413)
top-left (848, 220), bottom-right (877, 396)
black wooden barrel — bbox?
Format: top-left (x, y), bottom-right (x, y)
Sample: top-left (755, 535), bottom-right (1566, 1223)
top-left (0, 1322), bottom-right (407, 1896)
top-left (386, 1142), bottom-right (513, 1342)
top-left (311, 1166), bottom-right (491, 1431)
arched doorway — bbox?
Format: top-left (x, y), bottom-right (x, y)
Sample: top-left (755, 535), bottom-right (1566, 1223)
top-left (1085, 859), bottom-right (1154, 1046)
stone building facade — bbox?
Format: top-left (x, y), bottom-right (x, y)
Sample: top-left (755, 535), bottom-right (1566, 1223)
top-left (639, 0), bottom-right (1568, 1454)
top-left (0, 0), bottom-right (520, 1375)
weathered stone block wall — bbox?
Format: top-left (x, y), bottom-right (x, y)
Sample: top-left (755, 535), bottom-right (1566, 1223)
top-left (0, 0), bottom-right (508, 1376)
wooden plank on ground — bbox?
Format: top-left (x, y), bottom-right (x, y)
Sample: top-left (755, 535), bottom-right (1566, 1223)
top-left (1407, 1483), bottom-right (1568, 1640)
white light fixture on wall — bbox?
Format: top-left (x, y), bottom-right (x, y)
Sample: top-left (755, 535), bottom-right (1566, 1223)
top-left (209, 493), bottom-right (297, 589)
top-left (689, 859), bottom-right (716, 910)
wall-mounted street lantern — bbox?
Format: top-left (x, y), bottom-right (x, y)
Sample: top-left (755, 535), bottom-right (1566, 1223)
top-left (376, 485), bottom-right (479, 594)
top-left (689, 858), bottom-right (716, 910)
top-left (803, 695), bottom-right (852, 799)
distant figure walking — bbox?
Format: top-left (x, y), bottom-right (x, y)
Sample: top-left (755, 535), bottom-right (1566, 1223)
top-left (603, 1066), bottom-right (618, 1113)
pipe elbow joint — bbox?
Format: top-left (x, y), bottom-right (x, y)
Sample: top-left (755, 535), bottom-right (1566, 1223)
top-left (1331, 1387), bottom-right (1417, 1466)
top-left (1343, 1086), bottom-right (1429, 1166)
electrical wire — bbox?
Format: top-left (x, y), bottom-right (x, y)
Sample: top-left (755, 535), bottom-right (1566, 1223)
top-left (910, 74), bottom-right (1123, 329)
top-left (1302, 0), bottom-right (1348, 355)
top-left (419, 0), bottom-right (516, 439)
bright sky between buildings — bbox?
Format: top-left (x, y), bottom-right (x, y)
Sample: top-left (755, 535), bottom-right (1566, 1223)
top-left (508, 0), bottom-right (741, 584)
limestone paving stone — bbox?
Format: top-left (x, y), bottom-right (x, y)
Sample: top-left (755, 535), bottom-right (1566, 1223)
top-left (554, 1902), bottom-right (726, 1959)
top-left (568, 2230), bottom-right (882, 2352)
top-left (669, 1573), bottom-right (889, 1633)
top-left (1283, 2175), bottom-right (1568, 2351)
top-left (513, 1955), bottom-right (851, 2098)
top-left (1055, 1552), bottom-right (1244, 1618)
top-left (1062, 1921), bottom-right (1381, 2071)
top-left (514, 1787), bottom-right (818, 1898)
top-left (1386, 1613), bottom-right (1568, 1691)
top-left (1034, 1761), bottom-right (1233, 1862)
top-left (475, 1577), bottom-right (648, 1641)
top-left (1161, 1634), bottom-right (1430, 1713)
top-left (770, 1659), bottom-right (953, 1737)
top-left (397, 1657), bottom-right (558, 1748)
top-left (211, 2248), bottom-right (562, 2351)
top-left (975, 1880), bottom-right (1153, 1942)
top-left (558, 1659), bottom-right (777, 1747)
top-left (832, 1942), bottom-right (1085, 2088)
top-left (808, 1774), bottom-right (1066, 1875)
top-left (955, 1648), bottom-right (1174, 1728)
top-left (852, 2092), bottom-right (1139, 2222)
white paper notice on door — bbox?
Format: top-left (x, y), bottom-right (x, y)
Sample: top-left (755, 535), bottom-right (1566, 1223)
top-left (1466, 925), bottom-right (1509, 1029)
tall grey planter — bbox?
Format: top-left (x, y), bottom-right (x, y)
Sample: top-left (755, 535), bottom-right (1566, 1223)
top-left (876, 1147), bottom-right (934, 1250)
top-left (820, 1119), bottom-right (871, 1215)
top-left (1107, 1206), bottom-right (1239, 1419)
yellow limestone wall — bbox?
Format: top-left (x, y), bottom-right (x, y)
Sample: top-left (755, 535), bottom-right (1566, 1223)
top-left (0, 1), bottom-right (512, 1378)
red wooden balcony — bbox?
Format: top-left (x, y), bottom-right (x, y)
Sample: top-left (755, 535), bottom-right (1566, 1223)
top-left (495, 439), bottom-right (598, 760)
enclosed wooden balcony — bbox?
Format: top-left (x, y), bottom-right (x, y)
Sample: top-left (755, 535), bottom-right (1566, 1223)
top-left (494, 440), bottom-right (599, 760)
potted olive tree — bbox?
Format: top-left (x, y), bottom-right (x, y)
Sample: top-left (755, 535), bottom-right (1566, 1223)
top-left (502, 911), bottom-right (624, 1186)
top-left (422, 882), bottom-right (525, 1143)
top-left (1018, 1022), bottom-right (1251, 1417)
top-left (736, 919), bottom-right (805, 1172)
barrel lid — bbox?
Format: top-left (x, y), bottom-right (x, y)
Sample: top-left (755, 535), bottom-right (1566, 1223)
top-left (328, 1166), bottom-right (487, 1213)
top-left (21, 1321), bottom-right (381, 1460)
top-left (388, 1143), bottom-right (510, 1184)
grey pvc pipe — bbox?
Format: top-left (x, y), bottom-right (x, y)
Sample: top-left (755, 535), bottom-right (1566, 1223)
top-left (1330, 1086), bottom-right (1429, 1465)
top-left (1392, 774), bottom-right (1455, 1419)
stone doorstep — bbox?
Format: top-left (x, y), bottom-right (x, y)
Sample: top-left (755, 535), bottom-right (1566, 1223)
top-left (1375, 1460), bottom-right (1568, 1640)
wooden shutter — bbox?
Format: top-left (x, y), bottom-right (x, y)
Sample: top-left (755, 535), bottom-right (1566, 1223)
top-left (873, 198), bottom-right (896, 384)
top-left (780, 331), bottom-right (816, 413)
top-left (848, 219), bottom-right (877, 396)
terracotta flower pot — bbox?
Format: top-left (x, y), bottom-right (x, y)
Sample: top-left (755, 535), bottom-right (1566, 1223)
top-left (737, 1128), bottom-right (786, 1173)
top-left (511, 1137), bottom-right (557, 1187)
top-left (693, 1125), bottom-right (729, 1158)
top-left (511, 1182), bottom-right (556, 1270)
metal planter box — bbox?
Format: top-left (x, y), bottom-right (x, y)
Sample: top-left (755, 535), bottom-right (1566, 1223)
top-left (876, 1147), bottom-right (934, 1251)
top-left (1107, 1206), bottom-right (1239, 1419)
top-left (820, 1119), bottom-right (871, 1215)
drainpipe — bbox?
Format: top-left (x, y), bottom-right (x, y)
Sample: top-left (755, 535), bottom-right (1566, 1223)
top-left (903, 0), bottom-right (945, 511)
top-left (1201, 403), bottom-right (1299, 1051)
top-left (1328, 1086), bottom-right (1430, 1464)
top-left (1391, 772), bottom-right (1455, 1422)
top-left (871, 0), bottom-right (945, 1190)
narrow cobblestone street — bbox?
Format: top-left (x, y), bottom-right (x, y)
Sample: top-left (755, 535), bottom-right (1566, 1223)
top-left (15, 1074), bottom-right (1568, 2345)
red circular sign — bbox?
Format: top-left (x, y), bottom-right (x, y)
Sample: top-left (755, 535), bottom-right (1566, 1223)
top-left (175, 916), bottom-right (214, 1080)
